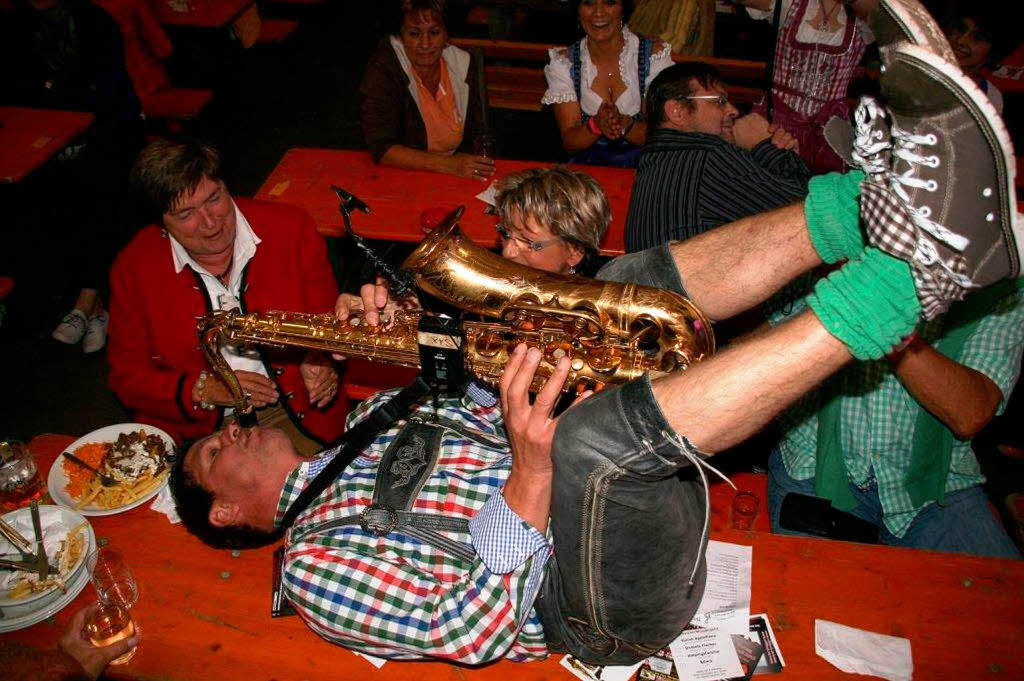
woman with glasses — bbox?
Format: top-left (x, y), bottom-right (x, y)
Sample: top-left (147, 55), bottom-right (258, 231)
top-left (541, 0), bottom-right (673, 167)
top-left (493, 167), bottom-right (610, 275)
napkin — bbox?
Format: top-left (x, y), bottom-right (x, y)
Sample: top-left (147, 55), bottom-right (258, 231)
top-left (0, 506), bottom-right (80, 592)
top-left (475, 181), bottom-right (498, 207)
top-left (815, 619), bottom-right (913, 681)
top-left (150, 486), bottom-right (180, 524)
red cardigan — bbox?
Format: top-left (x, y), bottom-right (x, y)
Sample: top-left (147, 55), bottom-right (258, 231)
top-left (108, 198), bottom-right (348, 445)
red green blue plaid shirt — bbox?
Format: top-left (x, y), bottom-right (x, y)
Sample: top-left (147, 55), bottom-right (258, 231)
top-left (274, 387), bottom-right (552, 663)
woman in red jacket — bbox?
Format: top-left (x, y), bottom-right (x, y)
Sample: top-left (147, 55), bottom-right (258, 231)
top-left (108, 139), bottom-right (348, 451)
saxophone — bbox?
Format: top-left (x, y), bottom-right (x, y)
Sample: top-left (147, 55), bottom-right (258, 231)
top-left (199, 213), bottom-right (715, 421)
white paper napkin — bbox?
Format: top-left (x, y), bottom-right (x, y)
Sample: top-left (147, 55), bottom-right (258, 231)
top-left (815, 619), bottom-right (913, 681)
top-left (150, 486), bottom-right (180, 524)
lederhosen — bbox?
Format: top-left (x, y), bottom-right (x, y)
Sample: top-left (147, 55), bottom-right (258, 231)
top-left (282, 380), bottom-right (495, 563)
top-left (568, 36), bottom-right (651, 168)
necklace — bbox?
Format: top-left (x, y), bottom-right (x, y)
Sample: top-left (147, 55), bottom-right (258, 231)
top-left (814, 0), bottom-right (842, 32)
top-left (214, 255), bottom-right (234, 284)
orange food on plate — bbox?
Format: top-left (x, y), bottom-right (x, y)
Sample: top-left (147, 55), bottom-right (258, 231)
top-left (63, 442), bottom-right (109, 499)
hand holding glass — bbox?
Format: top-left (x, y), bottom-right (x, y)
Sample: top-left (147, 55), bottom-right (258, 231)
top-left (85, 547), bottom-right (139, 665)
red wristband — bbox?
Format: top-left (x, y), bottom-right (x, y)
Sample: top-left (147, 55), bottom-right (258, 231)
top-left (586, 116), bottom-right (601, 136)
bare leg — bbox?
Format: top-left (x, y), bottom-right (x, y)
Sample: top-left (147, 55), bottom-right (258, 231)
top-left (73, 289), bottom-right (100, 316)
top-left (670, 203), bottom-right (821, 321)
top-left (653, 309), bottom-right (850, 453)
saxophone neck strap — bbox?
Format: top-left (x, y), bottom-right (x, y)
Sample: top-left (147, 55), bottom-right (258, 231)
top-left (279, 376), bottom-right (432, 530)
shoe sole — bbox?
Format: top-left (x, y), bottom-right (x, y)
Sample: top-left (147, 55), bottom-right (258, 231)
top-left (873, 0), bottom-right (956, 63)
top-left (888, 44), bottom-right (1022, 281)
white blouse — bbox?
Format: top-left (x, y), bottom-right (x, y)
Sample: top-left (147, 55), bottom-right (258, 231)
top-left (747, 0), bottom-right (873, 46)
top-left (541, 27), bottom-right (673, 117)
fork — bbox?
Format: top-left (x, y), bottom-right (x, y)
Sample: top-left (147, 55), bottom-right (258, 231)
top-left (62, 452), bottom-right (119, 487)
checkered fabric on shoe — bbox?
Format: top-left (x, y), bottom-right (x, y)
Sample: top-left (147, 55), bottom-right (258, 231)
top-left (870, 0), bottom-right (956, 63)
top-left (861, 43), bottom-right (1022, 319)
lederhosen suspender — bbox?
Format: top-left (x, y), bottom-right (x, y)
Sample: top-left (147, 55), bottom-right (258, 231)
top-left (571, 35), bottom-right (652, 128)
top-left (283, 381), bottom-right (503, 562)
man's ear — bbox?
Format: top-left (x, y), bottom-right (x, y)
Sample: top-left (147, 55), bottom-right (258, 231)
top-left (663, 99), bottom-right (691, 131)
top-left (209, 499), bottom-right (241, 528)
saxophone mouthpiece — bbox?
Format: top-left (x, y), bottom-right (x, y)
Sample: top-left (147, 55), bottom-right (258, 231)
top-left (331, 185), bottom-right (371, 215)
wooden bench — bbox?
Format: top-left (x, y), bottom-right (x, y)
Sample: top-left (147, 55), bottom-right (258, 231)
top-left (451, 37), bottom-right (766, 111)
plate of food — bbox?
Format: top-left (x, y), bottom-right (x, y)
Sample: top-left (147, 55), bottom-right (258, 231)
top-left (0, 504), bottom-right (95, 628)
top-left (48, 424), bottom-right (174, 516)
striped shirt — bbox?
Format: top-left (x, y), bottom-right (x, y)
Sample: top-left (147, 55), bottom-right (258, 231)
top-left (275, 388), bottom-right (551, 663)
top-left (625, 128), bottom-right (811, 252)
top-left (773, 287), bottom-right (1024, 537)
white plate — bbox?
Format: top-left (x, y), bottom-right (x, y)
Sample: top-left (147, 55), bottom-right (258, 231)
top-left (0, 507), bottom-right (95, 630)
top-left (48, 423), bottom-right (174, 517)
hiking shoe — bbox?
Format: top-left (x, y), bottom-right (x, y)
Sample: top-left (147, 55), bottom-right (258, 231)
top-left (83, 310), bottom-right (109, 353)
top-left (52, 309), bottom-right (87, 344)
top-left (869, 0), bottom-right (955, 63)
top-left (860, 43), bottom-right (1021, 319)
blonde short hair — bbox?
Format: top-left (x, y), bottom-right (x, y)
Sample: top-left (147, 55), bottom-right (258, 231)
top-left (494, 167), bottom-right (610, 254)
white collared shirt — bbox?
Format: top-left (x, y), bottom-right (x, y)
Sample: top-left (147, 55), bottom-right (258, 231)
top-left (169, 200), bottom-right (269, 379)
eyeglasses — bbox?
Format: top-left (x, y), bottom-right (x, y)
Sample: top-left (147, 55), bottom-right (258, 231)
top-left (682, 94), bottom-right (730, 107)
top-left (495, 223), bottom-right (562, 252)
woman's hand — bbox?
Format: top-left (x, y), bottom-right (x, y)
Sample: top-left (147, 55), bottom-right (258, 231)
top-left (195, 370), bottom-right (279, 408)
top-left (300, 352), bottom-right (338, 408)
top-left (447, 153), bottom-right (495, 179)
top-left (596, 101), bottom-right (626, 139)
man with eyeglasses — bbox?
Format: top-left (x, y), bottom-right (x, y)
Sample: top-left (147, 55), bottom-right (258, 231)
top-left (625, 62), bottom-right (812, 253)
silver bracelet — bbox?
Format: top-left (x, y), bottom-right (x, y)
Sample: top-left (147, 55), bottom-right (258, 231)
top-left (195, 371), bottom-right (217, 411)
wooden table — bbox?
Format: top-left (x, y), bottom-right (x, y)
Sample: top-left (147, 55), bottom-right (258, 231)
top-left (254, 148), bottom-right (636, 256)
top-left (0, 106), bottom-right (94, 183)
top-left (152, 0), bottom-right (254, 28)
top-left (6, 434), bottom-right (1023, 680)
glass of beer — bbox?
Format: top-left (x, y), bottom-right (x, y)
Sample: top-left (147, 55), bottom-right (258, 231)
top-left (0, 440), bottom-right (45, 512)
top-left (87, 547), bottom-right (139, 609)
top-left (83, 601), bottom-right (138, 665)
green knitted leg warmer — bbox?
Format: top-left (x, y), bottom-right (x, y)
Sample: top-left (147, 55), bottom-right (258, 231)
top-left (804, 171), bottom-right (865, 264)
top-left (807, 247), bottom-right (921, 360)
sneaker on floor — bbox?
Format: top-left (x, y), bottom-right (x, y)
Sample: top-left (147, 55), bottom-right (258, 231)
top-left (52, 309), bottom-right (87, 344)
top-left (870, 0), bottom-right (955, 63)
top-left (860, 43), bottom-right (1021, 319)
top-left (83, 311), bottom-right (109, 353)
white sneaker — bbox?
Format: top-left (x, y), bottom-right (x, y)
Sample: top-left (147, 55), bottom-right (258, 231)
top-left (83, 311), bottom-right (109, 353)
top-left (52, 309), bottom-right (87, 344)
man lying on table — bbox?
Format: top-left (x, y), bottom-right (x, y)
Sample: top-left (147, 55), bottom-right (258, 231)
top-left (171, 39), bottom-right (1021, 665)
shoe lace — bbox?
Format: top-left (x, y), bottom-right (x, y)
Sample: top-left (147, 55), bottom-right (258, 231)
top-left (650, 431), bottom-right (736, 597)
top-left (888, 122), bottom-right (974, 288)
top-left (850, 97), bottom-right (890, 177)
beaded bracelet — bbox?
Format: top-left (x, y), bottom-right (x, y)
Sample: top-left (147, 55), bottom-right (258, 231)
top-left (195, 371), bottom-right (217, 411)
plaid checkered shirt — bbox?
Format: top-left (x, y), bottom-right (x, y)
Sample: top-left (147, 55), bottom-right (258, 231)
top-left (772, 286), bottom-right (1024, 537)
top-left (274, 386), bottom-right (552, 663)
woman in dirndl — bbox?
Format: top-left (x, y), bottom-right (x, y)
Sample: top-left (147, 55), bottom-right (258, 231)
top-left (739, 0), bottom-right (874, 173)
top-left (541, 0), bottom-right (673, 168)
